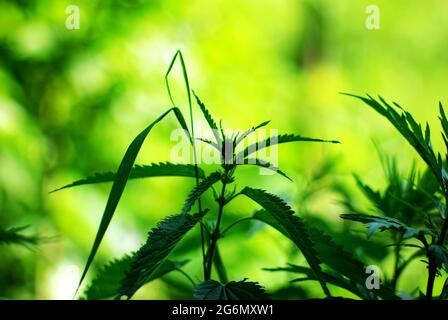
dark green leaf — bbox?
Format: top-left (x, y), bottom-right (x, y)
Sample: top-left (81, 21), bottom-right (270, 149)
top-left (117, 212), bottom-right (205, 299)
top-left (194, 279), bottom-right (270, 300)
top-left (193, 91), bottom-right (221, 145)
top-left (237, 158), bottom-right (292, 181)
top-left (83, 255), bottom-right (189, 300)
top-left (241, 188), bottom-right (329, 296)
top-left (344, 93), bottom-right (443, 187)
top-left (181, 172), bottom-right (221, 215)
top-left (340, 214), bottom-right (429, 239)
top-left (0, 225), bottom-right (38, 247)
top-left (51, 163), bottom-right (205, 192)
top-left (235, 120), bottom-right (271, 146)
top-left (76, 107), bottom-right (190, 293)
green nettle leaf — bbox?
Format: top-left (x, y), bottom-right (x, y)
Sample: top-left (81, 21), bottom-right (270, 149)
top-left (181, 172), bottom-right (221, 215)
top-left (309, 228), bottom-right (399, 300)
top-left (51, 163), bottom-right (205, 192)
top-left (193, 92), bottom-right (221, 145)
top-left (235, 120), bottom-right (271, 146)
top-left (0, 225), bottom-right (38, 247)
top-left (237, 159), bottom-right (292, 181)
top-left (193, 279), bottom-right (270, 300)
top-left (74, 107), bottom-right (191, 292)
top-left (238, 134), bottom-right (340, 159)
top-left (345, 94), bottom-right (443, 187)
top-left (82, 254), bottom-right (189, 300)
top-left (241, 188), bottom-right (329, 296)
top-left (340, 214), bottom-right (429, 239)
top-left (117, 212), bottom-right (206, 299)
top-left (264, 264), bottom-right (367, 299)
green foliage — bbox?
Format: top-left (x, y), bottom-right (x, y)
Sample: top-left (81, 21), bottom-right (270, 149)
top-left (194, 279), bottom-right (270, 300)
top-left (340, 214), bottom-right (430, 239)
top-left (241, 189), bottom-right (329, 296)
top-left (239, 134), bottom-right (340, 159)
top-left (117, 212), bottom-right (205, 299)
top-left (345, 94), bottom-right (448, 300)
top-left (181, 172), bottom-right (221, 215)
top-left (54, 51), bottom-right (338, 300)
top-left (0, 225), bottom-right (38, 248)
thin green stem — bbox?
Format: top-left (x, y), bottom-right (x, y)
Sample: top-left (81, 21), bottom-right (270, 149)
top-left (175, 268), bottom-right (196, 287)
top-left (221, 217), bottom-right (255, 236)
top-left (426, 193), bottom-right (448, 300)
top-left (204, 171), bottom-right (229, 280)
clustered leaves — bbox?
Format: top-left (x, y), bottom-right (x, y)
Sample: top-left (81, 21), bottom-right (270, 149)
top-left (52, 52), bottom-right (447, 300)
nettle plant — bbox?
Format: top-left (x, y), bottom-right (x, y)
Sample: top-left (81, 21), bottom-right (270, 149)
top-left (52, 51), bottom-right (341, 300)
top-left (339, 94), bottom-right (448, 300)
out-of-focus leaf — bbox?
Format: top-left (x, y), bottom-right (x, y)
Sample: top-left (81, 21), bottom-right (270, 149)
top-left (0, 225), bottom-right (38, 247)
top-left (429, 245), bottom-right (448, 271)
top-left (237, 158), bottom-right (292, 181)
top-left (340, 214), bottom-right (430, 239)
top-left (194, 279), bottom-right (270, 300)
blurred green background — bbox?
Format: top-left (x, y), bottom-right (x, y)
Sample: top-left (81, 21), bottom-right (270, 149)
top-left (1, 0), bottom-right (448, 299)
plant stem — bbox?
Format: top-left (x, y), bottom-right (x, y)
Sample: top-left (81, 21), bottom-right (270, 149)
top-left (204, 172), bottom-right (228, 280)
top-left (391, 233), bottom-right (403, 292)
top-left (426, 194), bottom-right (448, 300)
